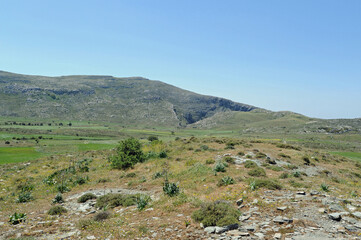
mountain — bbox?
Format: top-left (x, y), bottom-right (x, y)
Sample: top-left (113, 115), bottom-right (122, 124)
top-left (0, 71), bottom-right (257, 127)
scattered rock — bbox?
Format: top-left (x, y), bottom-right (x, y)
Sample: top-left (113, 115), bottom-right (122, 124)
top-left (236, 198), bottom-right (243, 206)
top-left (328, 213), bottom-right (342, 221)
top-left (352, 212), bottom-right (361, 219)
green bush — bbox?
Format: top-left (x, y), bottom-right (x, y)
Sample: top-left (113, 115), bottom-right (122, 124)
top-left (214, 162), bottom-right (226, 172)
top-left (56, 183), bottom-right (70, 193)
top-left (205, 159), bottom-right (215, 165)
top-left (78, 193), bottom-right (97, 203)
top-left (53, 193), bottom-right (64, 204)
top-left (125, 172), bottom-right (136, 178)
top-left (147, 136), bottom-right (159, 142)
top-left (16, 192), bottom-right (34, 203)
top-left (237, 151), bottom-right (245, 156)
top-left (217, 176), bottom-right (235, 186)
top-left (48, 205), bottom-right (67, 215)
top-left (94, 211), bottom-right (110, 221)
top-left (255, 152), bottom-right (267, 159)
top-left (244, 160), bottom-right (257, 168)
top-left (248, 167), bottom-right (266, 177)
top-left (74, 176), bottom-right (88, 185)
top-left (249, 179), bottom-right (282, 190)
top-left (224, 156), bottom-right (235, 164)
top-left (192, 201), bottom-right (240, 227)
top-left (279, 172), bottom-right (289, 179)
top-left (95, 193), bottom-right (138, 209)
top-left (136, 194), bottom-right (151, 210)
top-left (163, 181), bottom-right (180, 197)
top-left (9, 212), bottom-right (27, 225)
top-left (200, 145), bottom-right (209, 151)
top-left (159, 151), bottom-right (168, 158)
top-left (321, 183), bottom-right (329, 192)
top-left (110, 138), bottom-right (145, 170)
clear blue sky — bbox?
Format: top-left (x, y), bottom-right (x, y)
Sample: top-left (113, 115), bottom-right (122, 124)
top-left (1, 0), bottom-right (360, 119)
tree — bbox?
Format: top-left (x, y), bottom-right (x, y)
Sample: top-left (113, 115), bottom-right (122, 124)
top-left (110, 138), bottom-right (145, 170)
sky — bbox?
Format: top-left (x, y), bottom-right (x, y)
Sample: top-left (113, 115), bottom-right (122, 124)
top-left (1, 0), bottom-right (360, 119)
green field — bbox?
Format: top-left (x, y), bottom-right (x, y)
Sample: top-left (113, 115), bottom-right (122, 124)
top-left (0, 147), bottom-right (43, 164)
top-left (331, 151), bottom-right (361, 162)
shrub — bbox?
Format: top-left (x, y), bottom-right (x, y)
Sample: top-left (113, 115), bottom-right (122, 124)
top-left (321, 183), bottom-right (329, 192)
top-left (48, 205), bottom-right (67, 215)
top-left (278, 153), bottom-right (291, 158)
top-left (16, 192), bottom-right (34, 203)
top-left (53, 193), bottom-right (64, 204)
top-left (95, 193), bottom-right (138, 209)
top-left (293, 171), bottom-right (301, 178)
top-left (276, 143), bottom-right (301, 151)
top-left (94, 211), bottom-right (110, 221)
top-left (200, 145), bottom-right (209, 151)
top-left (56, 183), bottom-right (70, 193)
top-left (147, 136), bottom-right (159, 142)
top-left (244, 160), bottom-right (257, 168)
top-left (110, 138), bottom-right (145, 170)
top-left (249, 179), bottom-right (282, 190)
top-left (248, 167), bottom-right (266, 177)
top-left (303, 156), bottom-right (311, 165)
top-left (159, 151), bottom-right (167, 158)
top-left (77, 219), bottom-right (95, 229)
top-left (97, 178), bottom-right (111, 183)
top-left (76, 158), bottom-right (92, 172)
top-left (74, 176), bottom-right (88, 185)
top-left (163, 181), bottom-right (180, 197)
top-left (78, 193), bottom-right (97, 203)
top-left (136, 194), bottom-right (151, 210)
top-left (16, 182), bottom-right (34, 192)
top-left (205, 159), bottom-right (215, 165)
top-left (225, 142), bottom-right (235, 149)
top-left (217, 176), bottom-right (234, 186)
top-left (246, 155), bottom-right (253, 159)
top-left (279, 172), bottom-right (289, 179)
top-left (153, 171), bottom-right (164, 179)
top-left (224, 156), bottom-right (235, 164)
top-left (214, 162), bottom-right (226, 173)
top-left (125, 172), bottom-right (136, 178)
top-left (255, 152), bottom-right (267, 159)
top-left (9, 212), bottom-right (27, 225)
top-left (192, 201), bottom-right (240, 227)
top-left (237, 151), bottom-right (245, 156)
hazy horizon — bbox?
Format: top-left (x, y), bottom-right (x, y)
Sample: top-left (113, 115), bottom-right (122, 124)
top-left (1, 0), bottom-right (360, 119)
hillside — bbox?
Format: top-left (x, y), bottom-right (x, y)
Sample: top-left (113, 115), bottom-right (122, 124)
top-left (0, 71), bottom-right (256, 127)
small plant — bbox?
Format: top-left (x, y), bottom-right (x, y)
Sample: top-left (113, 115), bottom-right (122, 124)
top-left (214, 162), bottom-right (226, 173)
top-left (237, 151), bottom-right (245, 156)
top-left (9, 212), bottom-right (27, 225)
top-left (48, 205), bottom-right (67, 215)
top-left (248, 167), bottom-right (266, 177)
top-left (53, 193), bottom-right (64, 204)
top-left (56, 183), bottom-right (70, 193)
top-left (192, 201), bottom-right (241, 227)
top-left (321, 183), bottom-right (329, 192)
top-left (279, 172), bottom-right (289, 179)
top-left (205, 159), bottom-right (215, 165)
top-left (125, 172), bottom-right (136, 178)
top-left (244, 160), bottom-right (257, 168)
top-left (184, 219), bottom-right (191, 227)
top-left (303, 156), bottom-right (311, 165)
top-left (78, 193), bottom-right (97, 203)
top-left (159, 151), bottom-right (168, 158)
top-left (249, 180), bottom-right (257, 191)
top-left (163, 181), bottom-right (180, 197)
top-left (246, 154), bottom-right (253, 159)
top-left (94, 211), bottom-right (110, 221)
top-left (74, 175), bottom-right (88, 185)
top-left (224, 156), bottom-right (235, 164)
top-left (136, 194), bottom-right (151, 210)
top-left (95, 193), bottom-right (138, 209)
top-left (16, 192), bottom-right (34, 203)
top-left (217, 176), bottom-right (235, 186)
top-left (153, 171), bottom-right (164, 179)
top-left (293, 171), bottom-right (301, 178)
top-left (255, 152), bottom-right (267, 159)
top-left (351, 191), bottom-right (358, 198)
top-left (97, 178), bottom-right (111, 183)
top-left (147, 136), bottom-right (158, 142)
top-left (249, 178), bottom-right (282, 190)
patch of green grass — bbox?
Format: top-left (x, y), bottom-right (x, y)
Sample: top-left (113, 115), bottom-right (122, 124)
top-left (0, 147), bottom-right (43, 164)
top-left (331, 152), bottom-right (361, 162)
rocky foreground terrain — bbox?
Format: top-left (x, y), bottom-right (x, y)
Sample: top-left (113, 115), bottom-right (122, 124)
top-left (1, 137), bottom-right (361, 239)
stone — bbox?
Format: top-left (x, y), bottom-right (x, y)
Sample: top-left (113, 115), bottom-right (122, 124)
top-left (318, 208), bottom-right (326, 213)
top-left (345, 225), bottom-right (358, 232)
top-left (328, 213), bottom-right (342, 221)
top-left (310, 190), bottom-right (319, 196)
top-left (352, 212), bottom-right (361, 219)
top-left (204, 227), bottom-right (216, 234)
top-left (346, 204), bottom-right (356, 212)
top-left (215, 226), bottom-right (227, 234)
top-left (86, 236), bottom-right (96, 240)
top-left (244, 225), bottom-right (256, 232)
top-left (238, 232), bottom-right (250, 236)
top-left (277, 206), bottom-right (287, 211)
top-left (296, 191), bottom-right (306, 195)
top-left (343, 216), bottom-right (357, 224)
top-left (239, 214), bottom-right (251, 222)
top-left (267, 158), bottom-right (277, 165)
top-left (274, 233), bottom-right (282, 239)
top-left (236, 198), bottom-right (243, 206)
top-left (273, 216), bottom-right (285, 224)
top-left (254, 232), bottom-right (265, 239)
top-left (329, 204), bottom-right (344, 212)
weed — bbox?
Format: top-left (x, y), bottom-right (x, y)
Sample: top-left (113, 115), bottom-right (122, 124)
top-left (9, 212), bottom-right (27, 225)
top-left (249, 178), bottom-right (282, 190)
top-left (192, 201), bottom-right (240, 227)
top-left (94, 211), bottom-right (110, 221)
top-left (217, 176), bottom-right (235, 186)
top-left (321, 183), bottom-right (329, 192)
top-left (48, 205), bottom-right (67, 215)
top-left (279, 172), bottom-right (289, 179)
top-left (163, 181), bottom-right (180, 197)
top-left (214, 162), bottom-right (226, 172)
top-left (205, 159), bottom-right (215, 165)
top-left (95, 193), bottom-right (138, 209)
top-left (248, 167), bottom-right (266, 177)
top-left (136, 194), bottom-right (151, 210)
top-left (244, 160), bottom-right (257, 168)
top-left (52, 193), bottom-right (64, 204)
top-left (78, 193), bottom-right (97, 203)
top-left (16, 192), bottom-right (34, 203)
top-left (224, 156), bottom-right (235, 164)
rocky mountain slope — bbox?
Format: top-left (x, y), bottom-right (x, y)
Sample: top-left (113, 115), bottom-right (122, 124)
top-left (0, 71), bottom-right (256, 127)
